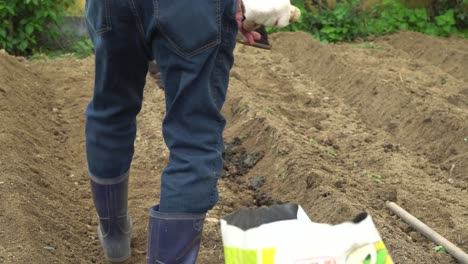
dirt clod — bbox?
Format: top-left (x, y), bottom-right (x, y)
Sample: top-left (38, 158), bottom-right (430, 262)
top-left (383, 143), bottom-right (400, 152)
top-left (247, 176), bottom-right (265, 191)
top-left (222, 138), bottom-right (264, 178)
top-left (253, 193), bottom-right (283, 207)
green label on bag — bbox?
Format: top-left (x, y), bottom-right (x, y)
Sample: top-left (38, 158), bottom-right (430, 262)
top-left (224, 247), bottom-right (276, 264)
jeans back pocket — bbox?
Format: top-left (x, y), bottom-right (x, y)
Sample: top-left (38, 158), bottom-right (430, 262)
top-left (155, 0), bottom-right (221, 57)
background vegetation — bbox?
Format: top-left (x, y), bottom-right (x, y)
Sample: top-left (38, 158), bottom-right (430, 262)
top-left (269, 0), bottom-right (468, 42)
top-left (0, 0), bottom-right (73, 55)
top-left (1, 0), bottom-right (467, 57)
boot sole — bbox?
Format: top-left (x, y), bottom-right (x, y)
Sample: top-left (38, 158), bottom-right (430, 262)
top-left (106, 255), bottom-right (130, 264)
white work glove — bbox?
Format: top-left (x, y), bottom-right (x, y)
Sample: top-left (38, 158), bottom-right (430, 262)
top-left (243, 0), bottom-right (291, 29)
top-left (236, 0), bottom-right (301, 44)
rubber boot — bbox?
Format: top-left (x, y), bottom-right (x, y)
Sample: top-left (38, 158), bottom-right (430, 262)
top-left (90, 173), bottom-right (132, 264)
top-left (146, 205), bottom-right (205, 264)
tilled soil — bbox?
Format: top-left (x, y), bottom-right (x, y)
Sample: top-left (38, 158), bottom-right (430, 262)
top-left (0, 31), bottom-right (467, 264)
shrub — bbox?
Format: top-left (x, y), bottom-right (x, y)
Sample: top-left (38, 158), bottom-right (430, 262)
top-left (367, 0), bottom-right (458, 37)
top-left (0, 0), bottom-right (72, 55)
top-left (268, 0), bottom-right (468, 42)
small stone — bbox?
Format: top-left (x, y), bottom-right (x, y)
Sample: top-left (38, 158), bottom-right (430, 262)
top-left (448, 178), bottom-right (454, 184)
top-left (422, 117), bottom-right (432, 123)
top-left (242, 152), bottom-right (264, 168)
top-left (333, 180), bottom-right (344, 189)
top-left (247, 176), bottom-right (265, 191)
top-left (44, 246), bottom-right (55, 252)
top-left (134, 249), bottom-right (146, 255)
top-left (387, 121), bottom-right (399, 130)
top-left (205, 218), bottom-right (219, 223)
top-left (52, 108), bottom-right (58, 112)
top-left (378, 187), bottom-right (397, 202)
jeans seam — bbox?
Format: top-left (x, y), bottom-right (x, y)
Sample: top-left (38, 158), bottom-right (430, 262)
top-left (129, 0), bottom-right (145, 39)
top-left (207, 0), bottom-right (225, 208)
top-left (152, 0), bottom-right (158, 34)
top-left (85, 0), bottom-right (112, 35)
top-left (87, 22), bottom-right (111, 35)
top-left (231, 0), bottom-right (238, 20)
top-left (216, 0), bottom-right (221, 47)
top-left (211, 123), bottom-right (223, 208)
top-left (209, 70), bottom-right (224, 209)
top-left (159, 30), bottom-right (220, 57)
top-left (105, 0), bottom-right (112, 31)
top-left (128, 0), bottom-right (152, 57)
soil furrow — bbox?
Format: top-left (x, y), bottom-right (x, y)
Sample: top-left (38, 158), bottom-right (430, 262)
top-left (272, 32), bottom-right (468, 184)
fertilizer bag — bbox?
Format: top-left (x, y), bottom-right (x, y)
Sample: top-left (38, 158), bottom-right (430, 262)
top-left (221, 204), bottom-right (393, 264)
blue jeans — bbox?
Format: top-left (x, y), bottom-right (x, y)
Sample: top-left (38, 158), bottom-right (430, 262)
top-left (85, 0), bottom-right (238, 214)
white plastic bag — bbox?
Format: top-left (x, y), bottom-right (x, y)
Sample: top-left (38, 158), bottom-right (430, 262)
top-left (221, 204), bottom-right (393, 264)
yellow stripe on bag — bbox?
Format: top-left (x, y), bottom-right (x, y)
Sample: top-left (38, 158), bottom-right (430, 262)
top-left (261, 248), bottom-right (276, 264)
top-left (224, 247), bottom-right (276, 264)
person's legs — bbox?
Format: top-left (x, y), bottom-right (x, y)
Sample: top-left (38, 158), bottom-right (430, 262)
top-left (85, 0), bottom-right (151, 262)
top-left (153, 0), bottom-right (237, 215)
top-left (85, 0), bottom-right (150, 179)
top-left (86, 0), bottom-right (238, 261)
top-left (145, 0), bottom-right (238, 262)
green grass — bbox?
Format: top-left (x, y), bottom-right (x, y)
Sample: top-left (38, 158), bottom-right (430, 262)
top-left (309, 138), bottom-right (317, 145)
top-left (367, 174), bottom-right (383, 180)
top-left (264, 107), bottom-right (273, 114)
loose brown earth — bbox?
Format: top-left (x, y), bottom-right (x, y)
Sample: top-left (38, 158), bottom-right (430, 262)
top-left (0, 31), bottom-right (467, 264)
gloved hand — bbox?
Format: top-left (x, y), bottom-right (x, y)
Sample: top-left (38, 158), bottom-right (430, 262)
top-left (236, 0), bottom-right (261, 45)
top-left (236, 0), bottom-right (300, 44)
top-left (243, 0), bottom-right (291, 28)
